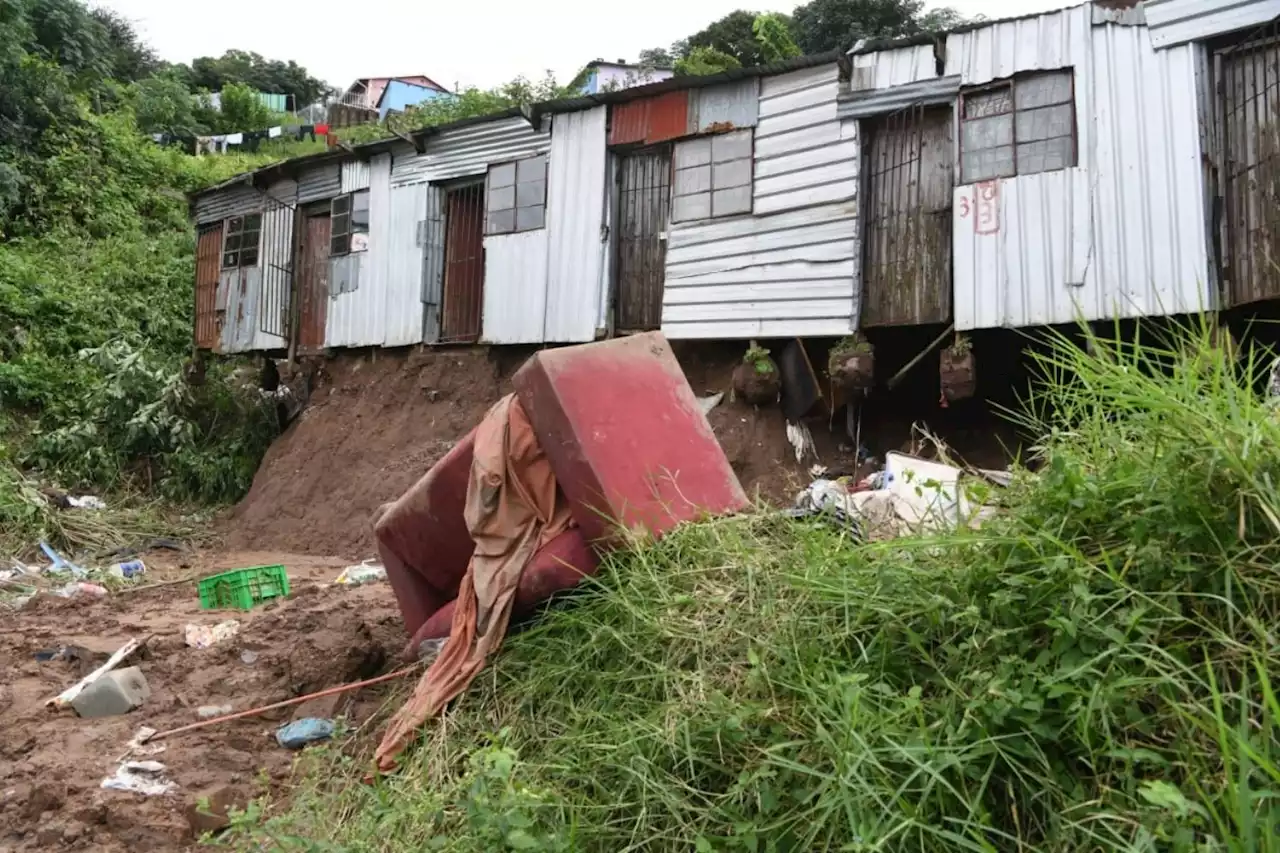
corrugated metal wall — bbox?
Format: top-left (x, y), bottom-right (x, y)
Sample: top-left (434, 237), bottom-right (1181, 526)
top-left (385, 181), bottom-right (428, 346)
top-left (687, 80), bottom-right (759, 134)
top-left (391, 116), bottom-right (551, 187)
top-left (482, 230), bottom-right (550, 343)
top-left (341, 160), bottom-right (371, 193)
top-left (326, 154), bottom-right (389, 347)
top-left (545, 106), bottom-right (609, 342)
top-left (422, 185), bottom-right (445, 343)
top-left (754, 63), bottom-right (858, 216)
top-left (194, 185), bottom-right (260, 225)
top-left (609, 91), bottom-right (690, 146)
top-left (258, 191), bottom-right (295, 343)
top-left (661, 61), bottom-right (859, 339)
top-left (298, 163), bottom-right (341, 203)
top-left (950, 9), bottom-right (1213, 329)
top-left (1145, 0), bottom-right (1280, 49)
top-left (849, 43), bottom-right (938, 90)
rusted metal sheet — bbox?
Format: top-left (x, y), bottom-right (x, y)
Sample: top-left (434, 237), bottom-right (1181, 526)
top-left (440, 182), bottom-right (485, 343)
top-left (1220, 18), bottom-right (1280, 307)
top-left (861, 103), bottom-right (954, 327)
top-left (195, 224), bottom-right (223, 350)
top-left (609, 91), bottom-right (689, 147)
top-left (615, 147), bottom-right (672, 331)
top-left (296, 213), bottom-right (331, 353)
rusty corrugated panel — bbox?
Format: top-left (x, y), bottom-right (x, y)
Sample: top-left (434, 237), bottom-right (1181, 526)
top-left (440, 182), bottom-right (485, 343)
top-left (609, 91), bottom-right (690, 146)
top-left (195, 224), bottom-right (223, 350)
top-left (616, 147), bottom-right (672, 331)
top-left (296, 213), bottom-right (331, 353)
top-left (861, 103), bottom-right (953, 327)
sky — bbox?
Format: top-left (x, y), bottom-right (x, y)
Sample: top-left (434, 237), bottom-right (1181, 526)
top-left (95, 0), bottom-right (1073, 94)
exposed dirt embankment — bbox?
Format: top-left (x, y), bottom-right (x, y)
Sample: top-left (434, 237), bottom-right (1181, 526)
top-left (222, 342), bottom-right (841, 561)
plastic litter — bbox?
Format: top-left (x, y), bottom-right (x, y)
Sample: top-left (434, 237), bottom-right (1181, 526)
top-left (276, 717), bottom-right (334, 749)
top-left (240, 650), bottom-right (259, 665)
top-left (696, 391), bottom-right (724, 416)
top-left (184, 620), bottom-right (241, 649)
top-left (197, 704), bottom-right (233, 719)
top-left (40, 541), bottom-right (86, 577)
top-left (67, 495), bottom-right (107, 510)
top-left (334, 561), bottom-right (386, 586)
top-left (55, 581), bottom-right (108, 599)
top-left (101, 761), bottom-right (177, 796)
top-left (106, 559), bottom-right (146, 580)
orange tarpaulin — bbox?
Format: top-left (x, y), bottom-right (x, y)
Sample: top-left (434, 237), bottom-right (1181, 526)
top-left (374, 393), bottom-right (573, 772)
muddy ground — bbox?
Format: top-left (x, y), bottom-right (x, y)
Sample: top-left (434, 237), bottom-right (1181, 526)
top-left (0, 550), bottom-right (404, 852)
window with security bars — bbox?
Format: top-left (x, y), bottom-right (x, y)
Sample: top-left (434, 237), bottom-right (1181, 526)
top-left (672, 129), bottom-right (753, 222)
top-left (959, 69), bottom-right (1076, 185)
top-left (330, 190), bottom-right (370, 255)
top-left (221, 213), bottom-right (262, 268)
top-left (487, 155), bottom-right (547, 234)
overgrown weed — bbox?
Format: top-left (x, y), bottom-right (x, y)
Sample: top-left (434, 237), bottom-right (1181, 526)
top-left (223, 323), bottom-right (1280, 851)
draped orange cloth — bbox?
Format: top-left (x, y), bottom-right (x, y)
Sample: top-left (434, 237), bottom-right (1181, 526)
top-left (374, 394), bottom-right (573, 772)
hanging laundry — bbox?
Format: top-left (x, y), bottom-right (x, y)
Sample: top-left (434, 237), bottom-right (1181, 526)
top-left (195, 136), bottom-right (215, 156)
top-left (268, 126), bottom-right (282, 138)
top-left (242, 130), bottom-right (268, 153)
top-left (212, 134), bottom-right (228, 154)
top-left (315, 123), bottom-right (330, 135)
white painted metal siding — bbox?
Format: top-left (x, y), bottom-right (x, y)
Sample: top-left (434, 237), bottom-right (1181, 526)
top-left (385, 182), bottom-right (428, 346)
top-left (325, 154), bottom-right (391, 347)
top-left (482, 229), bottom-right (549, 344)
top-left (1145, 0), bottom-right (1280, 49)
top-left (341, 160), bottom-right (371, 193)
top-left (945, 6), bottom-right (1090, 87)
top-left (663, 203), bottom-right (859, 339)
top-left (661, 62), bottom-right (859, 339)
top-left (545, 107), bottom-right (609, 342)
top-left (950, 12), bottom-right (1213, 330)
top-left (754, 63), bottom-right (858, 216)
top-left (849, 44), bottom-right (938, 90)
top-left (391, 116), bottom-right (551, 187)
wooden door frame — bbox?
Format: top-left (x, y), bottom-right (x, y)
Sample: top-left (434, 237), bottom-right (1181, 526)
top-left (612, 142), bottom-right (673, 333)
top-left (290, 200), bottom-right (332, 359)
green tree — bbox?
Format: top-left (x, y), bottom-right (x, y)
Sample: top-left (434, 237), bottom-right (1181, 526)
top-left (399, 72), bottom-right (575, 131)
top-left (129, 72), bottom-right (200, 136)
top-left (674, 46), bottom-right (742, 77)
top-left (753, 12), bottom-right (801, 62)
top-left (637, 47), bottom-right (675, 68)
top-left (89, 7), bottom-right (158, 82)
top-left (215, 82), bottom-right (274, 133)
top-left (790, 0), bottom-right (968, 54)
top-left (684, 10), bottom-right (771, 67)
top-left (177, 49), bottom-right (329, 109)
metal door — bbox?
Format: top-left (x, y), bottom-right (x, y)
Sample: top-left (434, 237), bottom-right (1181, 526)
top-left (440, 182), bottom-right (485, 343)
top-left (615, 147), bottom-right (672, 331)
top-left (861, 103), bottom-right (954, 327)
top-left (195, 223), bottom-right (223, 350)
top-left (259, 196), bottom-right (294, 340)
top-left (296, 213), bottom-right (331, 352)
top-left (421, 185), bottom-right (446, 343)
top-left (1219, 20), bottom-right (1280, 306)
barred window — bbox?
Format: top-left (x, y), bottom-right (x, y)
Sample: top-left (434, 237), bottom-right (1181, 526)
top-left (959, 69), bottom-right (1075, 185)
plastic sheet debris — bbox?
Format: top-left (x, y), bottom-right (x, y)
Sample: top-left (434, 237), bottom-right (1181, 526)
top-left (417, 636), bottom-right (448, 663)
top-left (67, 495), bottom-right (107, 510)
top-left (55, 581), bottom-right (108, 599)
top-left (184, 621), bottom-right (241, 649)
top-left (101, 761), bottom-right (177, 796)
top-left (107, 559), bottom-right (146, 580)
top-left (786, 479), bottom-right (861, 534)
top-left (40, 541), bottom-right (86, 577)
top-left (786, 421), bottom-right (817, 464)
top-left (276, 717), bottom-right (334, 749)
top-left (334, 561), bottom-right (386, 586)
top-left (124, 727), bottom-right (166, 758)
top-left (47, 636), bottom-right (146, 709)
top-left (697, 391), bottom-right (724, 416)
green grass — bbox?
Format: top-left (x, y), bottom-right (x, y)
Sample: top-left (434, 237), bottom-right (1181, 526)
top-left (224, 323), bottom-right (1280, 852)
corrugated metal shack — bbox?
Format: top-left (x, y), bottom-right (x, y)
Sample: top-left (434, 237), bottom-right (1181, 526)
top-left (842, 0), bottom-right (1280, 332)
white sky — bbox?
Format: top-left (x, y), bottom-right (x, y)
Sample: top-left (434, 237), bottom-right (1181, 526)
top-left (94, 0), bottom-right (1073, 93)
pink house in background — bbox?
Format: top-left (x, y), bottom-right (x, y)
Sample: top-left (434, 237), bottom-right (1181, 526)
top-left (339, 75), bottom-right (450, 115)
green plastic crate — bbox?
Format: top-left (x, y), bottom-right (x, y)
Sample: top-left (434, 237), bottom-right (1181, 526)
top-left (198, 565), bottom-right (289, 610)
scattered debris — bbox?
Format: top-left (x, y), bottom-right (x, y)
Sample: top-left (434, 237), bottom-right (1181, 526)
top-left (787, 479), bottom-right (861, 533)
top-left (198, 564), bottom-right (290, 610)
top-left (47, 636), bottom-right (147, 709)
top-left (240, 649), bottom-right (259, 665)
top-left (72, 666), bottom-right (150, 718)
top-left (185, 784), bottom-right (246, 836)
top-left (276, 717), bottom-right (334, 749)
top-left (55, 581), bottom-right (108, 599)
top-left (696, 391), bottom-right (725, 416)
top-left (124, 727), bottom-right (166, 758)
top-left (196, 704), bottom-right (233, 719)
top-left (184, 620), bottom-right (241, 649)
top-left (334, 561), bottom-right (386, 586)
top-left (40, 541), bottom-right (85, 577)
top-left (106, 559), bottom-right (146, 580)
top-left (417, 636), bottom-right (447, 663)
top-left (100, 761), bottom-right (176, 797)
top-left (786, 420), bottom-right (818, 464)
top-left (66, 495), bottom-right (106, 510)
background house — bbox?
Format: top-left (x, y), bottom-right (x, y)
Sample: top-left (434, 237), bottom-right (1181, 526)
top-left (580, 61), bottom-right (675, 94)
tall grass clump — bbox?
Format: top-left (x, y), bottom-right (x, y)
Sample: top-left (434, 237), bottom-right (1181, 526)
top-left (229, 324), bottom-right (1280, 852)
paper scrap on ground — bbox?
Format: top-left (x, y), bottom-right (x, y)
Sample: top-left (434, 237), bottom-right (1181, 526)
top-left (334, 561), bottom-right (386, 586)
top-left (184, 621), bottom-right (241, 649)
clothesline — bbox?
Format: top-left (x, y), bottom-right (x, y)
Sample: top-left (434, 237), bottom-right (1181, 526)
top-left (149, 122), bottom-right (333, 155)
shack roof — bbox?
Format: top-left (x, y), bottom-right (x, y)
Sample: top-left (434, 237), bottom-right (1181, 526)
top-left (189, 51), bottom-right (847, 204)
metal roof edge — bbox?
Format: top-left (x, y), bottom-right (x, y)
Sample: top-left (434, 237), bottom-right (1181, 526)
top-left (848, 1), bottom-right (1092, 55)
